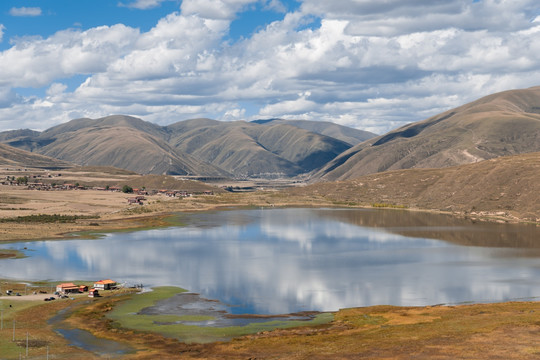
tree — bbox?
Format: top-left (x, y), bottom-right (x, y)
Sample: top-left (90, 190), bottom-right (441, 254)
top-left (122, 185), bottom-right (133, 193)
top-left (16, 176), bottom-right (28, 185)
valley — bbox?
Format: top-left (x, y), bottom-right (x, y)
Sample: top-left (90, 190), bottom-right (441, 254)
top-left (1, 86), bottom-right (540, 359)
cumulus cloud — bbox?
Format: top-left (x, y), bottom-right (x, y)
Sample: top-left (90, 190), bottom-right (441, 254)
top-left (0, 24), bottom-right (4, 43)
top-left (0, 0), bottom-right (540, 133)
top-left (181, 0), bottom-right (258, 20)
top-left (9, 7), bottom-right (42, 17)
top-left (263, 0), bottom-right (287, 13)
top-left (0, 24), bottom-right (139, 88)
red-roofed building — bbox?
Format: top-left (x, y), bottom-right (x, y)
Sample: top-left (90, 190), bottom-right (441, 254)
top-left (93, 279), bottom-right (117, 290)
top-left (56, 283), bottom-right (80, 294)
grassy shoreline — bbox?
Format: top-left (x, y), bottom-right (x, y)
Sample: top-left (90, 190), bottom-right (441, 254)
top-left (1, 188), bottom-right (534, 244)
top-left (0, 269), bottom-right (539, 358)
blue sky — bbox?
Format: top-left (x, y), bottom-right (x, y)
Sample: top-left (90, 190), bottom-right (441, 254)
top-left (0, 0), bottom-right (539, 133)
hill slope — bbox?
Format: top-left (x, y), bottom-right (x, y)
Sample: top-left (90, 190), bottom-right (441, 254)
top-left (315, 86), bottom-right (540, 181)
top-left (2, 116), bottom-right (228, 176)
top-left (165, 119), bottom-right (351, 177)
top-left (292, 152), bottom-right (540, 222)
top-left (252, 119), bottom-right (376, 146)
top-left (0, 143), bottom-right (71, 169)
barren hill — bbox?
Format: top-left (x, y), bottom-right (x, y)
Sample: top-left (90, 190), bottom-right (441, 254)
top-left (0, 115), bottom-right (354, 178)
top-left (165, 119), bottom-right (351, 177)
top-left (292, 152), bottom-right (540, 222)
top-left (315, 86), bottom-right (540, 181)
top-left (1, 116), bottom-right (227, 176)
top-left (0, 143), bottom-right (71, 169)
top-left (252, 119), bottom-right (376, 146)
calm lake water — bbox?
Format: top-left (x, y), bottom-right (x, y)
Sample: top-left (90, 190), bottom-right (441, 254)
top-left (2, 208), bottom-right (540, 314)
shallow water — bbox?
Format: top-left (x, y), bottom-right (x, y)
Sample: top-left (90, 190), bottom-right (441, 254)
top-left (3, 208), bottom-right (540, 314)
top-left (48, 304), bottom-right (134, 356)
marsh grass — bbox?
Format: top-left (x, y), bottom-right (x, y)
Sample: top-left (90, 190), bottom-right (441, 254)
top-left (108, 286), bottom-right (334, 344)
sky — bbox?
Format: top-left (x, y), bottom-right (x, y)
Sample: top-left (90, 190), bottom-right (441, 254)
top-left (0, 0), bottom-right (539, 134)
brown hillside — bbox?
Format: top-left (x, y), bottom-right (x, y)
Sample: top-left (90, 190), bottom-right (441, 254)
top-left (38, 125), bottom-right (226, 176)
top-left (291, 152), bottom-right (540, 222)
top-left (167, 119), bottom-right (351, 177)
top-left (0, 143), bottom-right (71, 169)
top-left (315, 86), bottom-right (540, 181)
top-left (252, 118), bottom-right (377, 145)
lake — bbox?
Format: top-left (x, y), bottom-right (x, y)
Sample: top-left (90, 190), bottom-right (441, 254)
top-left (2, 208), bottom-right (540, 314)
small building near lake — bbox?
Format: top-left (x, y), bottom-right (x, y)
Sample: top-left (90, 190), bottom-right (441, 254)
top-left (93, 279), bottom-right (117, 290)
top-left (88, 288), bottom-right (100, 298)
top-left (56, 283), bottom-right (81, 294)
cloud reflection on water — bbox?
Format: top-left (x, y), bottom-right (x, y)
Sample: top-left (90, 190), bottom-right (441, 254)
top-left (1, 208), bottom-right (540, 314)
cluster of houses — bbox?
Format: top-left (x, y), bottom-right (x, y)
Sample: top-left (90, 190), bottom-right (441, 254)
top-left (56, 279), bottom-right (117, 298)
top-left (3, 172), bottom-right (217, 208)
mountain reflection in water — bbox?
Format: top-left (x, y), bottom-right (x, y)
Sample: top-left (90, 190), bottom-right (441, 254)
top-left (1, 208), bottom-right (540, 314)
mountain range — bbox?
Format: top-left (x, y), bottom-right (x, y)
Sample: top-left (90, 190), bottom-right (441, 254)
top-left (0, 116), bottom-right (365, 177)
top-left (1, 86), bottom-right (540, 181)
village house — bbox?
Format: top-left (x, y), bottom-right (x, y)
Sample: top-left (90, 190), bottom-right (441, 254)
top-left (56, 283), bottom-right (82, 294)
top-left (93, 279), bottom-right (117, 290)
top-left (127, 197), bottom-right (144, 205)
top-left (88, 288), bottom-right (99, 298)
top-left (127, 197), bottom-right (139, 205)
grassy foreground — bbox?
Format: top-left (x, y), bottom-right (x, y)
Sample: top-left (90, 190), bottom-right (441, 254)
top-left (0, 280), bottom-right (540, 359)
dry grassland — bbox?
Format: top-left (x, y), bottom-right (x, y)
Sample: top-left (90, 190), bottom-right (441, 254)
top-left (0, 183), bottom-right (332, 243)
top-left (3, 288), bottom-right (540, 359)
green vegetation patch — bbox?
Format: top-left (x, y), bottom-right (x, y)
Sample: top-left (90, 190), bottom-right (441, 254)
top-left (109, 286), bottom-right (334, 344)
top-left (0, 214), bottom-right (99, 223)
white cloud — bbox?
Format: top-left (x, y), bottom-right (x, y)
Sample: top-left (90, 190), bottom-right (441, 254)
top-left (46, 83), bottom-right (68, 97)
top-left (0, 24), bottom-right (139, 88)
top-left (263, 0), bottom-right (287, 13)
top-left (1, 0), bottom-right (540, 133)
top-left (9, 7), bottom-right (42, 17)
top-left (181, 0), bottom-right (258, 20)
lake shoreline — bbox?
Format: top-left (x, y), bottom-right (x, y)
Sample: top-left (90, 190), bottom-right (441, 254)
top-left (1, 184), bottom-right (536, 244)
